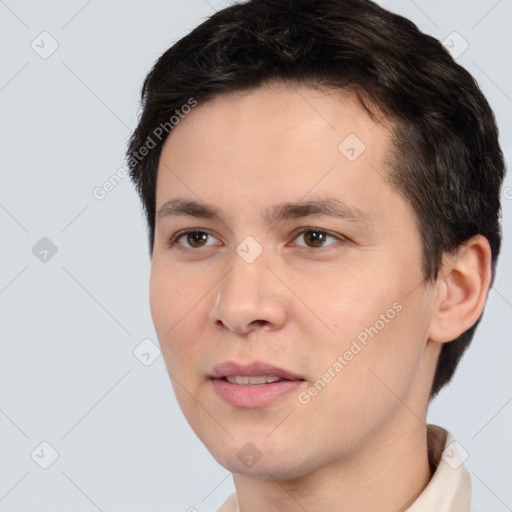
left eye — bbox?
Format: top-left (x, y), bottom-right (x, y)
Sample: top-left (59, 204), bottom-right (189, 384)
top-left (171, 230), bottom-right (220, 249)
top-left (293, 229), bottom-right (342, 249)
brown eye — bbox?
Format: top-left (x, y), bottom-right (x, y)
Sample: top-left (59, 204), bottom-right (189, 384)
top-left (303, 230), bottom-right (328, 247)
top-left (170, 230), bottom-right (219, 249)
top-left (292, 228), bottom-right (345, 251)
top-left (186, 231), bottom-right (208, 247)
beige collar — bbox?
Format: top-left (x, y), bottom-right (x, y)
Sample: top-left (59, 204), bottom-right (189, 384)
top-left (216, 425), bottom-right (471, 512)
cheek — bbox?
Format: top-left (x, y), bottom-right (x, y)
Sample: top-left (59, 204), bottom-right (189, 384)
top-left (149, 267), bottom-right (175, 336)
top-left (301, 262), bottom-right (429, 402)
top-left (149, 265), bottom-right (198, 365)
top-left (150, 268), bottom-right (208, 420)
top-left (342, 291), bottom-right (432, 406)
top-left (298, 305), bottom-right (427, 449)
top-left (309, 265), bottom-right (396, 349)
top-left (149, 258), bottom-right (202, 331)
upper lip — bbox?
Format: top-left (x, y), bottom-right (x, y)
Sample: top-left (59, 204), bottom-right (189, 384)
top-left (210, 361), bottom-right (305, 381)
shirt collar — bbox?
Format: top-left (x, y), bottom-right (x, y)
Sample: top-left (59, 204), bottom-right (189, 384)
top-left (406, 424), bottom-right (471, 511)
top-left (216, 424), bottom-right (471, 512)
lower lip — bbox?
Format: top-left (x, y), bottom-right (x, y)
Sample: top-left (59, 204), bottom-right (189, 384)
top-left (210, 378), bottom-right (305, 408)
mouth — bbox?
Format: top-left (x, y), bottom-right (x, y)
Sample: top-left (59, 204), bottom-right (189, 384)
top-left (222, 375), bottom-right (294, 385)
top-left (209, 360), bottom-right (306, 381)
top-left (209, 361), bottom-right (306, 407)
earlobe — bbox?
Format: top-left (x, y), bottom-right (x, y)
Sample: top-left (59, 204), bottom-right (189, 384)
top-left (428, 235), bottom-right (492, 344)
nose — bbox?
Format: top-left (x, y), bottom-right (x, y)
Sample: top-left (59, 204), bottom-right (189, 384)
top-left (209, 248), bottom-right (288, 335)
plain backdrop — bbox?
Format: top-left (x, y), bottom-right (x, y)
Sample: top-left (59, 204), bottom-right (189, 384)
top-left (1, 0), bottom-right (511, 510)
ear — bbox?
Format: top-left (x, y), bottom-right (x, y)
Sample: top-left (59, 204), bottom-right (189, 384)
top-left (428, 235), bottom-right (493, 344)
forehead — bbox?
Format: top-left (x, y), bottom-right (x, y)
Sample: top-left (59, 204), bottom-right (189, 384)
top-left (155, 84), bottom-right (409, 228)
top-left (161, 84), bottom-right (390, 165)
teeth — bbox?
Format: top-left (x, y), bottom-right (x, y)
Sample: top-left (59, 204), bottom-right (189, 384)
top-left (226, 375), bottom-right (282, 385)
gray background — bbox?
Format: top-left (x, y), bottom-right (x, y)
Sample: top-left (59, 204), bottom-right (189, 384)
top-left (0, 0), bottom-right (511, 510)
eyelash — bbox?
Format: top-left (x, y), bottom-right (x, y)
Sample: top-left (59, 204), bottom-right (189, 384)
top-left (168, 227), bottom-right (348, 253)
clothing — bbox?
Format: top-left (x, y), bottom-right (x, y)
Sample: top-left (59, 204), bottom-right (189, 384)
top-left (216, 424), bottom-right (471, 512)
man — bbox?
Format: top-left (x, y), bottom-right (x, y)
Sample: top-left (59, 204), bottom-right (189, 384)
top-left (126, 1), bottom-right (505, 510)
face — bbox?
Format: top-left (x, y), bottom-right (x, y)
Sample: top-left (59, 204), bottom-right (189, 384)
top-left (150, 84), bottom-right (439, 479)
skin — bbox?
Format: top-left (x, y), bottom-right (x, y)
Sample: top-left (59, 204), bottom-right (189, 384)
top-left (149, 84), bottom-right (491, 511)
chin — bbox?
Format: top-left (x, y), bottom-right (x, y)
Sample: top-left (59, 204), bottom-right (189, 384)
top-left (206, 438), bottom-right (316, 480)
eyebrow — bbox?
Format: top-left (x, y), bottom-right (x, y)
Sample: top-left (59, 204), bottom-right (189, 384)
top-left (157, 197), bottom-right (375, 225)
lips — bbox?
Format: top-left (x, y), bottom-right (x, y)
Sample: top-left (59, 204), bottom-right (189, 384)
top-left (209, 361), bottom-right (306, 407)
top-left (210, 361), bottom-right (305, 382)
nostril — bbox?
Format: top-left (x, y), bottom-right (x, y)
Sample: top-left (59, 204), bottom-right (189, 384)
top-left (249, 319), bottom-right (268, 328)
